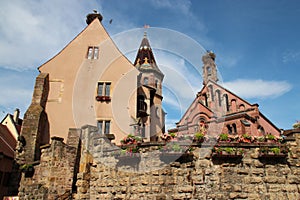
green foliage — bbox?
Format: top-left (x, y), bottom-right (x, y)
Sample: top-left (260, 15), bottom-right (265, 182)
top-left (20, 164), bottom-right (33, 171)
top-left (219, 133), bottom-right (229, 141)
top-left (223, 147), bottom-right (235, 154)
top-left (172, 143), bottom-right (182, 152)
top-left (242, 134), bottom-right (251, 139)
top-left (257, 136), bottom-right (266, 142)
top-left (259, 147), bottom-right (269, 153)
top-left (266, 134), bottom-right (275, 140)
top-left (270, 147), bottom-right (280, 154)
top-left (293, 122), bottom-right (300, 129)
top-left (194, 132), bottom-right (204, 140)
top-left (170, 132), bottom-right (176, 138)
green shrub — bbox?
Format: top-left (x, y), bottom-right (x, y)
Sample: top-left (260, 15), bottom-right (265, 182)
top-left (293, 122), bottom-right (300, 129)
top-left (242, 134), bottom-right (251, 139)
top-left (172, 143), bottom-right (181, 152)
top-left (266, 134), bottom-right (275, 140)
top-left (194, 132), bottom-right (205, 140)
top-left (170, 132), bottom-right (176, 138)
top-left (219, 133), bottom-right (229, 141)
top-left (270, 147), bottom-right (280, 154)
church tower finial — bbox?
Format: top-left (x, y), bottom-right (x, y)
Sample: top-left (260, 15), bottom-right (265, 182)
top-left (202, 50), bottom-right (218, 85)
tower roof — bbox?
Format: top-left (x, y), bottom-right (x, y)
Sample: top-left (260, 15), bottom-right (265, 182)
top-left (134, 32), bottom-right (164, 78)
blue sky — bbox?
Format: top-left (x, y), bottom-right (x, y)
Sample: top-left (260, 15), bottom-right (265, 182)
top-left (0, 0), bottom-right (299, 130)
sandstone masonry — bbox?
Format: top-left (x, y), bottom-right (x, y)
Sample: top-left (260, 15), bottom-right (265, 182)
top-left (17, 127), bottom-right (300, 200)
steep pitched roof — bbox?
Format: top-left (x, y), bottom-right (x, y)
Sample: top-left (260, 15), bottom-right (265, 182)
top-left (203, 80), bottom-right (254, 107)
top-left (133, 32), bottom-right (164, 78)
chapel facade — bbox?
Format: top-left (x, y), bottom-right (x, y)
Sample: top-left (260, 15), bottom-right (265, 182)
top-left (172, 51), bottom-right (280, 138)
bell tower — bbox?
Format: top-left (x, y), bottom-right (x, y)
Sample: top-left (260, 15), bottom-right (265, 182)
top-left (202, 51), bottom-right (218, 85)
top-left (133, 32), bottom-right (165, 141)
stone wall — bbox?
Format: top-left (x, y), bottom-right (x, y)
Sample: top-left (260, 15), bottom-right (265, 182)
top-left (17, 126), bottom-right (300, 200)
top-left (16, 73), bottom-right (50, 164)
top-left (74, 127), bottom-right (300, 200)
top-left (18, 134), bottom-right (80, 200)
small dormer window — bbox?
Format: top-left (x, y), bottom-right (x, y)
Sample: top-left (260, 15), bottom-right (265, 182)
top-left (87, 46), bottom-right (99, 59)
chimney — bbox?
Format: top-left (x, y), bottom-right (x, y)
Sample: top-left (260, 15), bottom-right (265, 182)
top-left (13, 108), bottom-right (20, 124)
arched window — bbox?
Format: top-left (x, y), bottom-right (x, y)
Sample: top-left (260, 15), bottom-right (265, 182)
top-left (207, 66), bottom-right (212, 76)
top-left (144, 77), bottom-right (149, 86)
top-left (216, 90), bottom-right (221, 106)
top-left (155, 80), bottom-right (158, 88)
top-left (204, 93), bottom-right (208, 107)
top-left (208, 85), bottom-right (214, 101)
top-left (137, 95), bottom-right (147, 116)
top-left (231, 99), bottom-right (237, 112)
top-left (227, 124), bottom-right (232, 134)
top-left (258, 126), bottom-right (265, 135)
top-left (232, 123), bottom-right (237, 134)
top-left (239, 104), bottom-right (245, 111)
top-left (223, 94), bottom-right (229, 112)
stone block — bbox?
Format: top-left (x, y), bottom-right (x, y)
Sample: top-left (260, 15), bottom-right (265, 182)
top-left (151, 186), bottom-right (161, 193)
top-left (229, 192), bottom-right (248, 199)
top-left (192, 176), bottom-right (204, 185)
top-left (247, 193), bottom-right (261, 200)
top-left (266, 168), bottom-right (278, 176)
top-left (287, 175), bottom-right (300, 184)
top-left (282, 184), bottom-right (298, 192)
top-left (264, 176), bottom-right (286, 184)
top-left (251, 168), bottom-right (264, 176)
top-left (287, 193), bottom-right (300, 200)
top-left (244, 176), bottom-right (263, 184)
top-left (220, 184), bottom-right (232, 191)
top-left (268, 184), bottom-right (282, 192)
top-left (253, 160), bottom-right (264, 168)
top-left (177, 185), bottom-right (193, 193)
top-left (269, 192), bottom-right (286, 200)
top-left (237, 168), bottom-right (249, 175)
top-left (232, 185), bottom-right (242, 192)
top-left (197, 159), bottom-right (211, 168)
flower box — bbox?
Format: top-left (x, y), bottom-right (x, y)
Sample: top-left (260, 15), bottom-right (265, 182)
top-left (212, 152), bottom-right (243, 159)
top-left (159, 152), bottom-right (193, 163)
top-left (258, 153), bottom-right (287, 158)
top-left (96, 96), bottom-right (111, 102)
top-left (115, 153), bottom-right (141, 166)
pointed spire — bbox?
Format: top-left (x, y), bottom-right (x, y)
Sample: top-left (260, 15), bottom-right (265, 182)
top-left (133, 32), bottom-right (164, 78)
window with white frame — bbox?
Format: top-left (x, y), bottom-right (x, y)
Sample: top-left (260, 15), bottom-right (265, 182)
top-left (87, 46), bottom-right (99, 59)
top-left (97, 120), bottom-right (111, 134)
top-left (97, 82), bottom-right (111, 96)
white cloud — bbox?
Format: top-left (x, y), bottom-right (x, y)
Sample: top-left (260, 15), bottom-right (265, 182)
top-left (0, 71), bottom-right (36, 120)
top-left (0, 0), bottom-right (98, 70)
top-left (147, 0), bottom-right (192, 15)
top-left (282, 50), bottom-right (300, 63)
top-left (164, 118), bottom-right (179, 131)
top-left (218, 53), bottom-right (241, 68)
top-left (223, 79), bottom-right (292, 99)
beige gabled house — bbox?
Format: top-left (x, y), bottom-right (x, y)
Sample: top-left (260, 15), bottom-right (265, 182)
top-left (17, 11), bottom-right (165, 163)
top-left (1, 109), bottom-right (22, 140)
